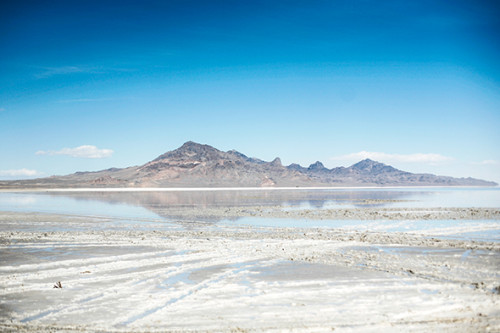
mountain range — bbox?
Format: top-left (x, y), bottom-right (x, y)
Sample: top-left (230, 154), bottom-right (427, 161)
top-left (1, 141), bottom-right (496, 188)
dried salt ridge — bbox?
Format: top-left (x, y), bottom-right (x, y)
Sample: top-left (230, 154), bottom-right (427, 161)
top-left (0, 211), bottom-right (499, 332)
top-left (152, 206), bottom-right (500, 222)
top-left (0, 141), bottom-right (497, 188)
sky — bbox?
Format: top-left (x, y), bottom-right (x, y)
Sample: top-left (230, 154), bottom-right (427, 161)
top-left (1, 0), bottom-right (499, 183)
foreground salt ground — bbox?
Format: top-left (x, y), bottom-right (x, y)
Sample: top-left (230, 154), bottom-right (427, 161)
top-left (0, 212), bottom-right (499, 332)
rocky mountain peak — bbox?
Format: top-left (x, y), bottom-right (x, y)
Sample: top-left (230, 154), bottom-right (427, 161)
top-left (308, 161), bottom-right (327, 170)
top-left (350, 159), bottom-right (397, 174)
top-left (153, 141), bottom-right (222, 162)
top-left (271, 157), bottom-right (282, 166)
top-left (177, 141), bottom-right (217, 153)
top-left (351, 159), bottom-right (379, 169)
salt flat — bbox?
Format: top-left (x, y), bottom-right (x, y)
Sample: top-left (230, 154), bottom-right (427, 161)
top-left (0, 208), bottom-right (499, 332)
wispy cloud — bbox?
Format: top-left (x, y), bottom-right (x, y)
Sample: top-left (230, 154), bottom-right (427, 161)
top-left (34, 66), bottom-right (94, 79)
top-left (34, 65), bottom-right (134, 79)
top-left (331, 151), bottom-right (454, 164)
top-left (36, 145), bottom-right (113, 158)
top-left (56, 98), bottom-right (113, 104)
top-left (0, 168), bottom-right (41, 177)
top-left (471, 160), bottom-right (500, 166)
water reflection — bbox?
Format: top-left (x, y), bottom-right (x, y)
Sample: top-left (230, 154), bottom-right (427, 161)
top-left (45, 189), bottom-right (420, 207)
top-left (39, 189), bottom-right (422, 222)
top-left (1, 188), bottom-right (498, 224)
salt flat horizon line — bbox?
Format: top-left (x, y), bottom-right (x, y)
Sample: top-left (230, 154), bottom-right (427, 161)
top-left (1, 185), bottom-right (498, 193)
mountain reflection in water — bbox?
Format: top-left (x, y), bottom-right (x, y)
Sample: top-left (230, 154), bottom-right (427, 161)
top-left (43, 189), bottom-right (421, 222)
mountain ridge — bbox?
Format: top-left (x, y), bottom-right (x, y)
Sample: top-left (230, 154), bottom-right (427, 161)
top-left (0, 141), bottom-right (497, 188)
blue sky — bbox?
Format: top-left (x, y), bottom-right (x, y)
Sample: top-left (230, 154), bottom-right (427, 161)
top-left (1, 0), bottom-right (499, 182)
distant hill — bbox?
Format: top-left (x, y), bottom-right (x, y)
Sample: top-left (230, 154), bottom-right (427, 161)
top-left (1, 141), bottom-right (497, 188)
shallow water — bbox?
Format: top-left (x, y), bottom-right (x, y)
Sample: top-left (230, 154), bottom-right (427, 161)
top-left (0, 188), bottom-right (499, 240)
top-left (1, 187), bottom-right (499, 213)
